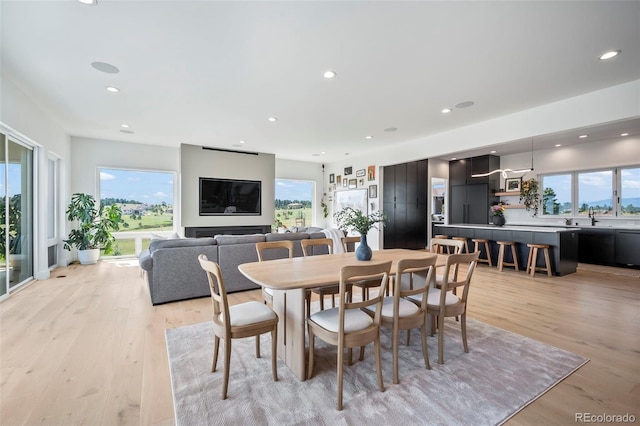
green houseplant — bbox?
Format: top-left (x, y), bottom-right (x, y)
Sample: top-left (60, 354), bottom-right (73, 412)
top-left (63, 193), bottom-right (128, 264)
top-left (334, 207), bottom-right (387, 260)
top-left (520, 178), bottom-right (540, 216)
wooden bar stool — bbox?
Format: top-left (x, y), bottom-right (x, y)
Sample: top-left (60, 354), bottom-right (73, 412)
top-left (472, 238), bottom-right (492, 267)
top-left (497, 241), bottom-right (519, 272)
top-left (526, 244), bottom-right (552, 277)
top-left (452, 237), bottom-right (470, 254)
top-left (433, 235), bottom-right (449, 253)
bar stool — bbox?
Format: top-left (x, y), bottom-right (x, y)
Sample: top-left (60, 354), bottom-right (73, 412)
top-left (526, 244), bottom-right (552, 277)
top-left (472, 238), bottom-right (492, 267)
top-left (497, 241), bottom-right (519, 272)
top-left (433, 235), bottom-right (449, 253)
top-left (452, 237), bottom-right (470, 254)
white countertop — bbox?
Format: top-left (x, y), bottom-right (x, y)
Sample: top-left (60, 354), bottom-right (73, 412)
top-left (440, 224), bottom-right (580, 233)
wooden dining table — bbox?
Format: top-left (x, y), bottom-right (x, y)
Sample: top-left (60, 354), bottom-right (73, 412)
top-left (238, 248), bottom-right (443, 381)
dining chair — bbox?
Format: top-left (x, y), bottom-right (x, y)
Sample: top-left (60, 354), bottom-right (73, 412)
top-left (307, 260), bottom-right (392, 411)
top-left (255, 240), bottom-right (294, 307)
top-left (197, 254), bottom-right (279, 400)
top-left (366, 256), bottom-right (437, 384)
top-left (425, 251), bottom-right (479, 364)
top-left (301, 238), bottom-right (353, 316)
top-left (341, 236), bottom-right (388, 300)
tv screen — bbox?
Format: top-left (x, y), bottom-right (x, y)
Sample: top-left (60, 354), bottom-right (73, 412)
top-left (199, 177), bottom-right (262, 216)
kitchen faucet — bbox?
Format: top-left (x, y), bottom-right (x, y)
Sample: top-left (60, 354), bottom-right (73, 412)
top-left (587, 207), bottom-right (599, 226)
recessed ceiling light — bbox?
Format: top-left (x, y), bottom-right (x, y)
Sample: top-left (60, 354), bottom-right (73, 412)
top-left (620, 133), bottom-right (629, 137)
top-left (384, 127), bottom-right (397, 132)
top-left (78, 0), bottom-right (97, 5)
top-left (120, 129), bottom-right (134, 134)
top-left (91, 62), bottom-right (119, 74)
top-left (105, 86), bottom-right (120, 93)
top-left (490, 150), bottom-right (496, 154)
top-left (268, 117), bottom-right (277, 122)
top-left (455, 101), bottom-right (475, 109)
top-left (365, 136), bottom-right (373, 139)
top-left (442, 108), bottom-right (452, 114)
top-left (579, 134), bottom-right (588, 139)
top-left (120, 124), bottom-right (129, 128)
top-left (321, 151), bottom-right (326, 155)
top-left (323, 70), bottom-right (336, 79)
top-left (451, 157), bottom-right (457, 160)
top-left (555, 144), bottom-right (562, 147)
top-left (239, 140), bottom-right (245, 144)
top-left (599, 50), bottom-right (621, 60)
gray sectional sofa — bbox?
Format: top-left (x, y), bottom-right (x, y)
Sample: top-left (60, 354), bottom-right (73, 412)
top-left (138, 228), bottom-right (328, 305)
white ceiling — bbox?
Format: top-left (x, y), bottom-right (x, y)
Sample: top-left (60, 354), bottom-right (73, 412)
top-left (2, 1), bottom-right (639, 163)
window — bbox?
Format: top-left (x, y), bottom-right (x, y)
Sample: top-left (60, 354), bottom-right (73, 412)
top-left (274, 179), bottom-right (314, 230)
top-left (541, 174), bottom-right (572, 216)
top-left (99, 168), bottom-right (176, 256)
top-left (540, 166), bottom-right (639, 217)
top-left (620, 167), bottom-right (640, 216)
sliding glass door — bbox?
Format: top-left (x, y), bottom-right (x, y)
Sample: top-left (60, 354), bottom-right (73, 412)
top-left (0, 132), bottom-right (33, 298)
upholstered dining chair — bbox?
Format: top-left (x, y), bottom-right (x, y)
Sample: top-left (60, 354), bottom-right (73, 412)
top-left (301, 238), bottom-right (353, 316)
top-left (307, 260), bottom-right (392, 411)
top-left (255, 240), bottom-right (294, 307)
top-left (424, 251), bottom-right (479, 364)
top-left (341, 236), bottom-right (388, 300)
top-left (197, 254), bottom-right (279, 400)
top-left (366, 256), bottom-right (437, 384)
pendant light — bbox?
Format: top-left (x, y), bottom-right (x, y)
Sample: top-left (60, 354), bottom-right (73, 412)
top-left (471, 138), bottom-right (534, 178)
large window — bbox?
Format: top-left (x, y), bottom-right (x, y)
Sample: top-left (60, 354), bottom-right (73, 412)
top-left (99, 168), bottom-right (176, 255)
top-left (541, 166), bottom-right (639, 217)
top-left (274, 179), bottom-right (314, 230)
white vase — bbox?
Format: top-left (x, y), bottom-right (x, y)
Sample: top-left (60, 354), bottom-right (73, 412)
top-left (78, 248), bottom-right (100, 265)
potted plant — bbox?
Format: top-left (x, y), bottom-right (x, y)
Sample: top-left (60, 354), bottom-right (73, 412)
top-left (490, 203), bottom-right (506, 226)
top-left (520, 178), bottom-right (540, 216)
top-left (63, 193), bottom-right (128, 264)
top-left (333, 207), bottom-right (387, 260)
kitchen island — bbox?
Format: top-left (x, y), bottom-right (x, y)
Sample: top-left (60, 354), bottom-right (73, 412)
top-left (433, 224), bottom-right (580, 276)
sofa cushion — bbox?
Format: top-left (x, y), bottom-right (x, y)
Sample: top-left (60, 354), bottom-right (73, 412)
top-left (149, 237), bottom-right (216, 254)
top-left (265, 232), bottom-right (310, 242)
top-left (215, 234), bottom-right (266, 245)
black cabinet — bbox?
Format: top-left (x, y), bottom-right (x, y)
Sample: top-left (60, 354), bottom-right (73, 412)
top-left (578, 228), bottom-right (615, 266)
top-left (383, 160), bottom-right (428, 249)
top-left (615, 230), bottom-right (640, 266)
top-left (449, 155), bottom-right (500, 225)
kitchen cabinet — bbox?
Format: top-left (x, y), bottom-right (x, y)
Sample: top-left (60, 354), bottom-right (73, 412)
top-left (383, 160), bottom-right (428, 249)
top-left (449, 155), bottom-right (500, 225)
top-left (449, 155), bottom-right (500, 186)
top-left (615, 229), bottom-right (640, 266)
top-left (578, 228), bottom-right (615, 266)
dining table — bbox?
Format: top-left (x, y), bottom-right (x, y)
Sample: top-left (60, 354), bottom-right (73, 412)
top-left (238, 248), bottom-right (444, 381)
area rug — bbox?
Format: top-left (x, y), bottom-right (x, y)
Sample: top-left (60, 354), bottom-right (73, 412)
top-left (166, 317), bottom-right (587, 426)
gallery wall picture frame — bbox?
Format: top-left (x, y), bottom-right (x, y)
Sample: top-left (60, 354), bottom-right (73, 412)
top-left (369, 184), bottom-right (378, 198)
top-left (356, 169), bottom-right (366, 177)
top-left (344, 166), bottom-right (353, 175)
top-left (505, 177), bottom-right (522, 192)
top-left (367, 165), bottom-right (376, 181)
top-left (329, 173), bottom-right (335, 183)
top-left (342, 179), bottom-right (348, 187)
top-left (348, 179), bottom-right (357, 189)
top-left (334, 188), bottom-right (368, 214)
top-left (337, 175), bottom-right (342, 184)
top-left (358, 178), bottom-right (364, 187)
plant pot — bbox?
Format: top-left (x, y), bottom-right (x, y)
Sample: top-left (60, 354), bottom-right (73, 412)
top-left (492, 215), bottom-right (506, 227)
top-left (78, 248), bottom-right (100, 265)
top-left (355, 234), bottom-right (372, 261)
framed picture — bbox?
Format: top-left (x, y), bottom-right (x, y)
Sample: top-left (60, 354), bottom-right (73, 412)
top-left (348, 178), bottom-right (357, 189)
top-left (344, 166), bottom-right (353, 175)
top-left (329, 173), bottom-right (335, 183)
top-left (367, 165), bottom-right (376, 181)
top-left (505, 177), bottom-right (522, 192)
top-left (334, 189), bottom-right (368, 215)
top-left (342, 179), bottom-right (348, 187)
top-left (337, 175), bottom-right (342, 184)
top-left (369, 184), bottom-right (378, 198)
top-left (358, 178), bottom-right (364, 187)
top-left (356, 169), bottom-right (366, 177)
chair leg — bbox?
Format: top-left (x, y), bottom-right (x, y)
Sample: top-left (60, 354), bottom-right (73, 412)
top-left (337, 345), bottom-right (344, 411)
top-left (307, 329), bottom-right (315, 380)
top-left (530, 247), bottom-right (539, 276)
top-left (406, 329), bottom-right (411, 346)
top-left (437, 315), bottom-right (445, 364)
top-left (461, 313), bottom-right (469, 353)
top-left (222, 337), bottom-right (231, 399)
top-left (526, 248), bottom-right (533, 275)
top-left (392, 326), bottom-right (399, 384)
top-left (319, 294), bottom-right (325, 311)
top-left (374, 339), bottom-right (384, 392)
top-left (543, 248), bottom-right (552, 276)
top-left (212, 335), bottom-right (220, 372)
top-left (511, 245), bottom-right (520, 271)
top-left (485, 242), bottom-right (493, 267)
top-left (359, 345), bottom-right (365, 361)
top-left (497, 244), bottom-right (505, 272)
top-left (255, 335), bottom-right (261, 358)
top-left (420, 323), bottom-right (431, 370)
top-left (271, 327), bottom-right (278, 381)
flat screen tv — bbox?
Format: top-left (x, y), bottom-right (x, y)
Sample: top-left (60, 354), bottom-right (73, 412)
top-left (199, 177), bottom-right (262, 216)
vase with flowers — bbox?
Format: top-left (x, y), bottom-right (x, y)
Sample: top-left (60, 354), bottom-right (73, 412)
top-left (490, 203), bottom-right (506, 226)
top-left (520, 178), bottom-right (540, 216)
top-left (334, 207), bottom-right (387, 260)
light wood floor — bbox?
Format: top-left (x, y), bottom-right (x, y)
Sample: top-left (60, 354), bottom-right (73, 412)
top-left (1, 258), bottom-right (638, 425)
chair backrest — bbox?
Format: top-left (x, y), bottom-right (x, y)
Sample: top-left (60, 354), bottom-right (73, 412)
top-left (198, 254), bottom-right (230, 333)
top-left (394, 256), bottom-right (437, 311)
top-left (341, 236), bottom-right (360, 253)
top-left (438, 251), bottom-right (480, 306)
top-left (430, 238), bottom-right (464, 254)
top-left (300, 238), bottom-right (333, 257)
top-left (338, 260), bottom-right (392, 335)
top-left (255, 240), bottom-right (294, 261)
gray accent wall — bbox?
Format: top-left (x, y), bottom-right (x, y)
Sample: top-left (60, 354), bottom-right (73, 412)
top-left (180, 143), bottom-right (275, 228)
